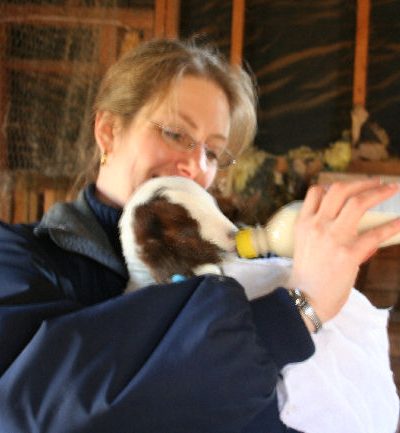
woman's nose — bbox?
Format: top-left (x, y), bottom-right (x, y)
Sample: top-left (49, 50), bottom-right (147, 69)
top-left (176, 146), bottom-right (208, 179)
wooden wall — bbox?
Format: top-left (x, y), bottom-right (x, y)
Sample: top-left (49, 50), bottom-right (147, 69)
top-left (0, 0), bottom-right (180, 220)
top-left (181, 0), bottom-right (400, 156)
top-left (0, 0), bottom-right (180, 177)
top-left (363, 246), bottom-right (400, 392)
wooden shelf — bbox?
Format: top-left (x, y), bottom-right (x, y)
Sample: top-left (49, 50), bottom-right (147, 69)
top-left (318, 169), bottom-right (400, 186)
top-left (347, 159), bottom-right (400, 176)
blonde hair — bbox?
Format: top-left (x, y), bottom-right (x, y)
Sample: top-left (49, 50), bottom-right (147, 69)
top-left (77, 38), bottom-right (258, 189)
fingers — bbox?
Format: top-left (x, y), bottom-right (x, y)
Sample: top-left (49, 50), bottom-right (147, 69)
top-left (337, 182), bottom-right (400, 226)
top-left (291, 178), bottom-right (400, 323)
top-left (299, 184), bottom-right (325, 218)
top-left (302, 178), bottom-right (398, 223)
top-left (317, 178), bottom-right (382, 219)
top-left (354, 216), bottom-right (400, 262)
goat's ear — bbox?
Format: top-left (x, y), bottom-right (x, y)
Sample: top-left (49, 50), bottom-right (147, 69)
top-left (132, 197), bottom-right (177, 283)
top-left (130, 194), bottom-right (223, 285)
top-left (132, 196), bottom-right (197, 283)
top-left (133, 197), bottom-right (169, 244)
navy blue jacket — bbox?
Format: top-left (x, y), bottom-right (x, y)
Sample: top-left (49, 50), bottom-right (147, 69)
top-left (0, 185), bottom-right (313, 433)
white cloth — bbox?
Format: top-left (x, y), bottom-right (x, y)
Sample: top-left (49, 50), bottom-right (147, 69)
top-left (222, 256), bottom-right (400, 433)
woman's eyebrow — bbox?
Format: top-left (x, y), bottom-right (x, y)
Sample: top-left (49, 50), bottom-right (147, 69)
top-left (178, 111), bottom-right (228, 142)
top-left (177, 111), bottom-right (197, 130)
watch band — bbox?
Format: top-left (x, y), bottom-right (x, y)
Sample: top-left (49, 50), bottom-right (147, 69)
top-left (289, 288), bottom-right (323, 333)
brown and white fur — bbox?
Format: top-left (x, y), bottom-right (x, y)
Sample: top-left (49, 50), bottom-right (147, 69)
top-left (119, 176), bottom-right (238, 292)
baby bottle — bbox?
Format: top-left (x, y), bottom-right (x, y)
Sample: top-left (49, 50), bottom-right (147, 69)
top-left (235, 196), bottom-right (400, 258)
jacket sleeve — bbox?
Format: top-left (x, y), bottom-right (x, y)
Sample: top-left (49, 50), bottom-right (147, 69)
top-left (0, 227), bottom-right (313, 433)
top-left (0, 222), bottom-right (67, 304)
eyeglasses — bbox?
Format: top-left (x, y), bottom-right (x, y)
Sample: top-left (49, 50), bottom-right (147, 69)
top-left (150, 120), bottom-right (236, 169)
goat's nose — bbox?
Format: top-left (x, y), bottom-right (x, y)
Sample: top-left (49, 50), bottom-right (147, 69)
top-left (225, 228), bottom-right (239, 252)
top-left (228, 228), bottom-right (239, 240)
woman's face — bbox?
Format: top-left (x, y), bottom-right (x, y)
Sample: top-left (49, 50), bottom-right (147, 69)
top-left (95, 75), bottom-right (231, 207)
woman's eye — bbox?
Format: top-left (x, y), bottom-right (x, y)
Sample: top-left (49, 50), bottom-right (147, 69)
top-left (163, 128), bottom-right (184, 143)
top-left (205, 148), bottom-right (218, 161)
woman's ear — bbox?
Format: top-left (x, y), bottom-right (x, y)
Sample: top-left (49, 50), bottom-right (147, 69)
top-left (94, 111), bottom-right (120, 155)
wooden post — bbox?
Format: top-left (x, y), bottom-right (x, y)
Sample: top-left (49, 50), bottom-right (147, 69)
top-left (0, 171), bottom-right (13, 223)
top-left (0, 25), bottom-right (8, 169)
top-left (230, 0), bottom-right (245, 65)
top-left (353, 0), bottom-right (370, 107)
top-left (154, 0), bottom-right (180, 38)
top-left (13, 173), bottom-right (29, 223)
top-left (98, 25), bottom-right (118, 70)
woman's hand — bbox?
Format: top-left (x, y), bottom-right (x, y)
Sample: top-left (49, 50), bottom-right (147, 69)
top-left (288, 178), bottom-right (400, 324)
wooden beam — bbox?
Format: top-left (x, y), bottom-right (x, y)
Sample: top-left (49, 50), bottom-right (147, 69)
top-left (154, 0), bottom-right (166, 37)
top-left (12, 173), bottom-right (29, 224)
top-left (0, 25), bottom-right (7, 169)
top-left (353, 0), bottom-right (371, 107)
top-left (0, 4), bottom-right (154, 31)
top-left (0, 171), bottom-right (13, 223)
top-left (230, 0), bottom-right (245, 65)
top-left (4, 59), bottom-right (100, 75)
top-left (99, 25), bottom-right (118, 68)
top-left (154, 0), bottom-right (180, 38)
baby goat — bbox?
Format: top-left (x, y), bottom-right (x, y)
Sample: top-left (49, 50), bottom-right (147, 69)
top-left (119, 176), bottom-right (238, 292)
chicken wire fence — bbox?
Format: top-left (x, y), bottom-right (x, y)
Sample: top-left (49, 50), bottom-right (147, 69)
top-left (1, 0), bottom-right (152, 178)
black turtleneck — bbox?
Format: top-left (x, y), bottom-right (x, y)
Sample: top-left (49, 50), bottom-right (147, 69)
top-left (84, 183), bottom-right (123, 259)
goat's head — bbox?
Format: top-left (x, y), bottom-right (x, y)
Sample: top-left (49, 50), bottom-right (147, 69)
top-left (119, 176), bottom-right (238, 289)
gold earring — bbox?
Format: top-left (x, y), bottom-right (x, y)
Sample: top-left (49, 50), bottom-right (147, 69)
top-left (100, 151), bottom-right (108, 166)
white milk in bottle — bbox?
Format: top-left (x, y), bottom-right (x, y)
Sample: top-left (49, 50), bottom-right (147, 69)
top-left (235, 195), bottom-right (400, 258)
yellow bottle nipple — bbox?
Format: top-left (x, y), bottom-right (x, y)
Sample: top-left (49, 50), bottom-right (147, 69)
top-left (235, 228), bottom-right (258, 259)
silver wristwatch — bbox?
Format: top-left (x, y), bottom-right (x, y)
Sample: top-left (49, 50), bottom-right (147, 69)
top-left (289, 289), bottom-right (323, 333)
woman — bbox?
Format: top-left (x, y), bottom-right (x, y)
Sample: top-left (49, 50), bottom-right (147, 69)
top-left (0, 38), bottom-right (399, 433)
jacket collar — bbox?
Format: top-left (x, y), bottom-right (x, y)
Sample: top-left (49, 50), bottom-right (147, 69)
top-left (34, 190), bottom-right (128, 279)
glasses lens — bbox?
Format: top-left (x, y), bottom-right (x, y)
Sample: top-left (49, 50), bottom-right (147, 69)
top-left (154, 121), bottom-right (235, 169)
top-left (217, 151), bottom-right (235, 169)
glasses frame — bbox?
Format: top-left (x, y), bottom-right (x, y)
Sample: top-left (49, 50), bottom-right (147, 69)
top-left (150, 120), bottom-right (236, 170)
